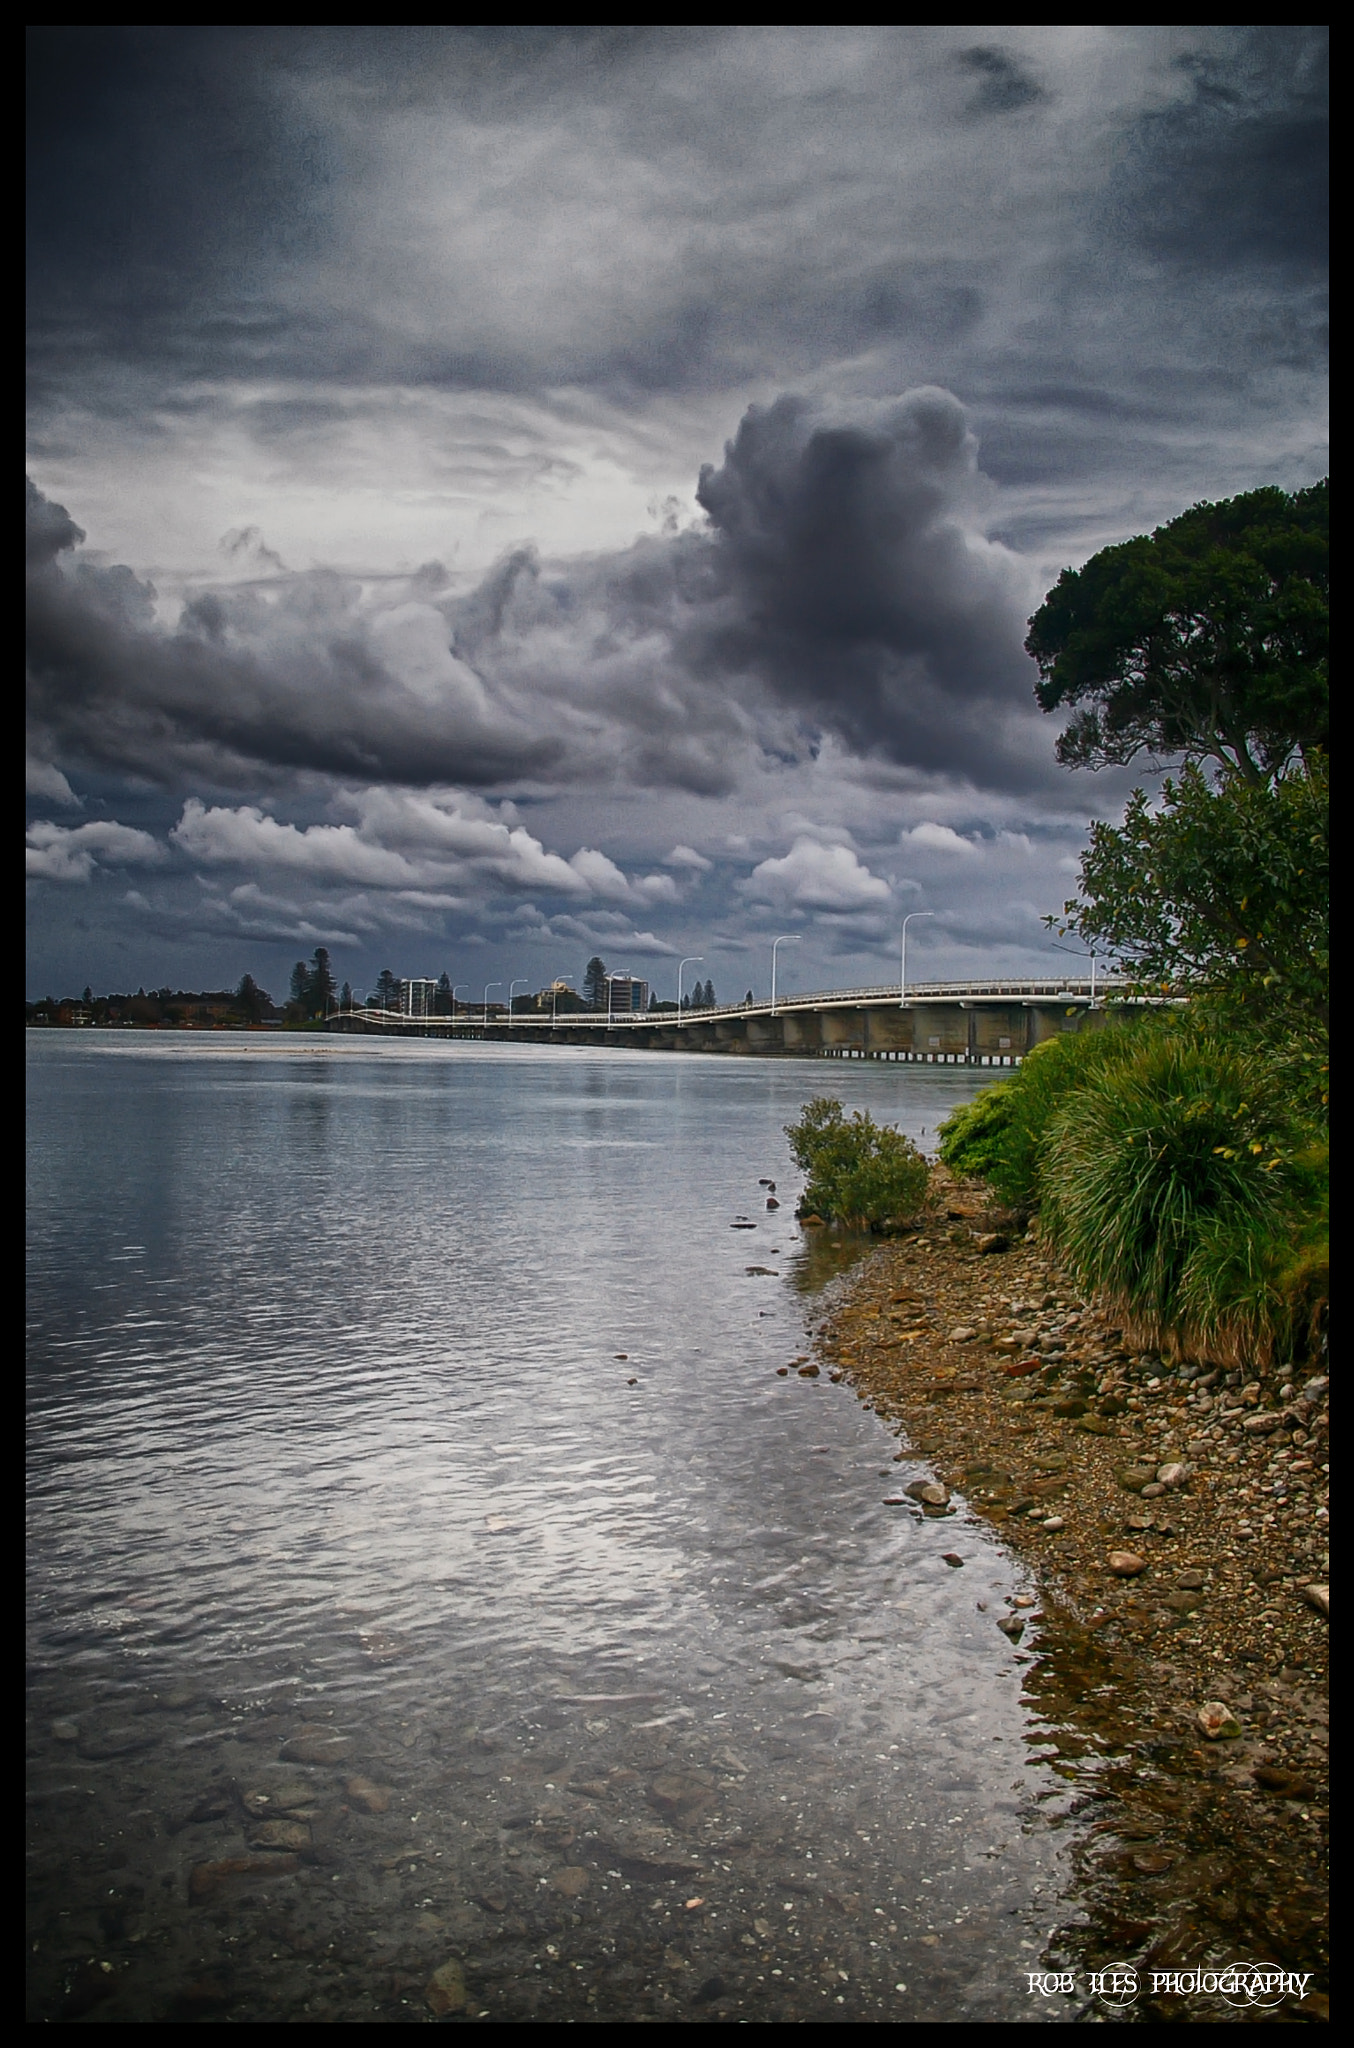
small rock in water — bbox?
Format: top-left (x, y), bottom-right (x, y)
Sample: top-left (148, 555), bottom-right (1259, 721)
top-left (279, 1725), bottom-right (352, 1765)
top-left (248, 1819), bottom-right (311, 1850)
top-left (1175, 1569), bottom-right (1206, 1591)
top-left (1302, 1582), bottom-right (1329, 1618)
top-left (1156, 1461), bottom-right (1192, 1489)
top-left (797, 1362), bottom-right (820, 1377)
top-left (1107, 1551), bottom-right (1147, 1577)
top-left (766, 1197), bottom-right (780, 1209)
top-left (1253, 1766), bottom-right (1318, 1798)
top-left (904, 1480), bottom-right (950, 1507)
top-left (941, 1553), bottom-right (965, 1568)
top-left (1041, 1517), bottom-right (1066, 1532)
top-left (189, 1854), bottom-right (300, 1900)
top-left (1196, 1700), bottom-right (1242, 1741)
top-left (997, 1615), bottom-right (1025, 1640)
top-left (776, 1367), bottom-right (789, 1376)
top-left (425, 1960), bottom-right (468, 2016)
top-left (550, 1866), bottom-right (590, 1897)
top-left (187, 1792), bottom-right (235, 1823)
top-left (50, 1720), bottom-right (79, 1743)
top-left (1139, 1481), bottom-right (1167, 1498)
top-left (1001, 1358), bottom-right (1041, 1378)
top-left (947, 1327), bottom-right (977, 1345)
top-left (974, 1233), bottom-right (1010, 1254)
top-left (344, 1775), bottom-right (392, 1815)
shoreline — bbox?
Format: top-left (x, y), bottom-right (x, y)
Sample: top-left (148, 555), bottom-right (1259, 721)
top-left (810, 1170), bottom-right (1328, 2022)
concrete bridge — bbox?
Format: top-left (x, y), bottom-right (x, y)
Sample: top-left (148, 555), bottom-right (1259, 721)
top-left (328, 976), bottom-right (1144, 1066)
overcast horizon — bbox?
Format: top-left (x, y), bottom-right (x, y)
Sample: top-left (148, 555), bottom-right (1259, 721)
top-left (26, 26), bottom-right (1328, 1004)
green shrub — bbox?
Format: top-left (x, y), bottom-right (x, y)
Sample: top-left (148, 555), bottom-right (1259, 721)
top-left (936, 1022), bottom-right (1141, 1206)
top-left (785, 1097), bottom-right (930, 1229)
top-left (934, 1082), bottom-right (1016, 1183)
top-left (1039, 1036), bottom-right (1319, 1359)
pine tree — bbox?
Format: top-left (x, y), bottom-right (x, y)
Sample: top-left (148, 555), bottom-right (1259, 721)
top-left (436, 971), bottom-right (453, 1016)
top-left (289, 961), bottom-right (310, 1008)
top-left (583, 956), bottom-right (607, 1008)
top-left (309, 948), bottom-right (336, 1014)
top-left (703, 980), bottom-right (716, 1008)
top-left (340, 981), bottom-right (354, 1010)
top-left (375, 968), bottom-right (400, 1010)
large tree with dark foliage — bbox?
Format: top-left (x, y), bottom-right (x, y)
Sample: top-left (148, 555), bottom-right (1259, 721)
top-left (236, 973), bottom-right (270, 1025)
top-left (583, 956), bottom-right (607, 1008)
top-left (1026, 481), bottom-right (1328, 785)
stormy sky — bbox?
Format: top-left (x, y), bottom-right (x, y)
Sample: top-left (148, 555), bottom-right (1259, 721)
top-left (26, 26), bottom-right (1327, 1003)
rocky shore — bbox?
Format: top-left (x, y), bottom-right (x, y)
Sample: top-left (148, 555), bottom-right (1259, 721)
top-left (809, 1169), bottom-right (1329, 2023)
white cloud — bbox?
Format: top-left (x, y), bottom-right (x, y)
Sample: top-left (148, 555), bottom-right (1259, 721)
top-left (26, 819), bottom-right (166, 884)
top-left (166, 792), bottom-right (678, 915)
top-left (26, 756), bottom-right (78, 804)
top-left (744, 837), bottom-right (892, 911)
top-left (567, 847), bottom-right (634, 900)
top-left (900, 821), bottom-right (980, 856)
top-left (663, 844), bottom-right (712, 871)
top-left (172, 800), bottom-right (421, 886)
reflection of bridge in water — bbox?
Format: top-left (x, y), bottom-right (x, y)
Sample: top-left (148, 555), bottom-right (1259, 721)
top-left (329, 977), bottom-right (1149, 1065)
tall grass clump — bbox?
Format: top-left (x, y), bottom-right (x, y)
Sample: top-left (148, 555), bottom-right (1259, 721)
top-left (1039, 1035), bottom-right (1321, 1362)
top-left (1176, 1140), bottom-right (1328, 1367)
top-left (785, 1097), bottom-right (929, 1230)
top-left (937, 1022), bottom-right (1141, 1207)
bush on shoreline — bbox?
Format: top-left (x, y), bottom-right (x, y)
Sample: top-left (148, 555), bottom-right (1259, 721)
top-left (785, 1097), bottom-right (929, 1231)
top-left (938, 1024), bottom-right (1327, 1366)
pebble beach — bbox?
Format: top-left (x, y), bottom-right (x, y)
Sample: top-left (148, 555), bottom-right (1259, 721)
top-left (809, 1169), bottom-right (1329, 2022)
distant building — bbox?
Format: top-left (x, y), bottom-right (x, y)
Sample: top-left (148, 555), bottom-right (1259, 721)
top-left (399, 978), bottom-right (439, 1018)
top-left (604, 973), bottom-right (649, 1014)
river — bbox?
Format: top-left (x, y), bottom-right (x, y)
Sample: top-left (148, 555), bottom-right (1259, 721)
top-left (27, 1032), bottom-right (1083, 2023)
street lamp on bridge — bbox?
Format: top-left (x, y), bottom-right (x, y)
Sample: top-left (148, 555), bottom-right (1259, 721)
top-left (452, 984), bottom-right (468, 1026)
top-left (770, 934), bottom-right (799, 1017)
top-left (900, 911), bottom-right (935, 1006)
top-left (483, 981), bottom-right (501, 1028)
top-left (676, 956), bottom-right (703, 1026)
top-left (508, 978), bottom-right (529, 1025)
top-left (551, 974), bottom-right (574, 1026)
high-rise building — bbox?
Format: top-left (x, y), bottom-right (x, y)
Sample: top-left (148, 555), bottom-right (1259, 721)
top-left (603, 973), bottom-right (649, 1014)
top-left (399, 978), bottom-right (439, 1018)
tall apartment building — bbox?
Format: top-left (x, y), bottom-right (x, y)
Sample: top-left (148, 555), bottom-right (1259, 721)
top-left (603, 973), bottom-right (649, 1014)
top-left (399, 977), bottom-right (439, 1018)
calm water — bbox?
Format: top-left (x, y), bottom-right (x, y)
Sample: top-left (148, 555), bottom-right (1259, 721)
top-left (27, 1033), bottom-right (1081, 2024)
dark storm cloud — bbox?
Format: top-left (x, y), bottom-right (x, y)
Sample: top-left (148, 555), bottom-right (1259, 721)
top-left (688, 389), bottom-right (1033, 768)
top-left (954, 46), bottom-right (1048, 118)
top-left (1122, 30), bottom-right (1327, 280)
top-left (25, 25), bottom-right (1324, 415)
top-left (24, 478), bottom-right (565, 791)
top-left (28, 388), bottom-right (1047, 799)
